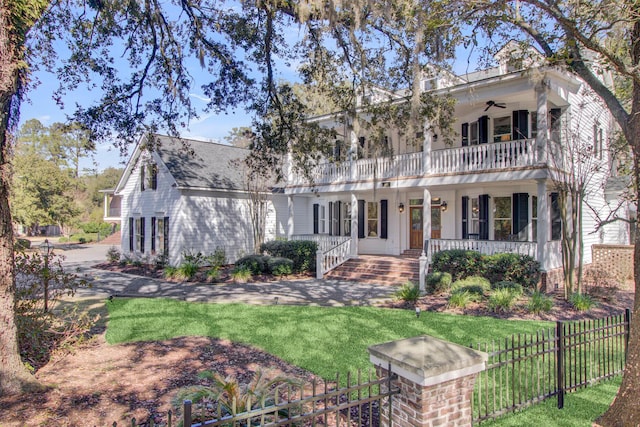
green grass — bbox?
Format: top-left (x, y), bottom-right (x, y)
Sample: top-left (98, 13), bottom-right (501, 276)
top-left (484, 377), bottom-right (621, 427)
top-left (106, 298), bottom-right (552, 379)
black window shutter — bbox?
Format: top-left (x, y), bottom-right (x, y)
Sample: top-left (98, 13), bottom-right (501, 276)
top-left (337, 201), bottom-right (342, 236)
top-left (462, 196), bottom-right (469, 239)
top-left (380, 200), bottom-right (388, 239)
top-left (513, 110), bottom-right (529, 140)
top-left (479, 116), bottom-right (489, 144)
top-left (461, 123), bottom-right (469, 146)
top-left (512, 193), bottom-right (529, 240)
top-left (329, 202), bottom-right (333, 236)
top-left (140, 217), bottom-right (145, 253)
top-left (313, 204), bottom-right (319, 234)
top-left (163, 217), bottom-right (169, 253)
top-left (358, 200), bottom-right (365, 238)
top-left (129, 218), bottom-right (134, 251)
top-left (151, 217), bottom-right (156, 253)
top-left (479, 194), bottom-right (489, 240)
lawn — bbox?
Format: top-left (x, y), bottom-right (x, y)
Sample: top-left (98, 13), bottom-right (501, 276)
top-left (105, 298), bottom-right (621, 426)
top-left (106, 298), bottom-right (553, 379)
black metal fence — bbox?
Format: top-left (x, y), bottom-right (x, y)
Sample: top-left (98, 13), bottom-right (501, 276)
top-left (473, 310), bottom-right (631, 423)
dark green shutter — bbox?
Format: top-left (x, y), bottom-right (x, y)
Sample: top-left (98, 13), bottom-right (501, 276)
top-left (358, 200), bottom-right (365, 238)
top-left (462, 196), bottom-right (469, 239)
top-left (479, 194), bottom-right (489, 240)
top-left (380, 200), bottom-right (388, 239)
top-left (313, 204), bottom-right (319, 234)
top-left (328, 202), bottom-right (333, 236)
top-left (337, 201), bottom-right (342, 236)
top-left (513, 110), bottom-right (529, 140)
top-left (551, 193), bottom-right (562, 240)
top-left (479, 116), bottom-right (489, 144)
top-left (151, 217), bottom-right (156, 252)
top-left (129, 218), bottom-right (134, 251)
top-left (512, 193), bottom-right (529, 240)
top-left (461, 123), bottom-right (469, 146)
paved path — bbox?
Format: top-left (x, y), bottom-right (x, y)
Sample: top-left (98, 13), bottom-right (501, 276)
top-left (57, 244), bottom-right (396, 306)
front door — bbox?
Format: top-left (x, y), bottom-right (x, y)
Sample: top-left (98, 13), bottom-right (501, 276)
top-left (410, 207), bottom-right (423, 249)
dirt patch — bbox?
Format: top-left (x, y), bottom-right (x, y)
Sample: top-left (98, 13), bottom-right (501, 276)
top-left (0, 336), bottom-right (319, 427)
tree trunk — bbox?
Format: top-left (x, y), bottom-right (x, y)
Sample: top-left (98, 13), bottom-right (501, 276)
top-left (0, 0), bottom-right (41, 396)
top-left (596, 18), bottom-right (640, 424)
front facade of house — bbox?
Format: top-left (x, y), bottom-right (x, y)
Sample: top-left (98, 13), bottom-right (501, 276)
top-left (113, 136), bottom-right (288, 265)
top-left (282, 51), bottom-right (629, 277)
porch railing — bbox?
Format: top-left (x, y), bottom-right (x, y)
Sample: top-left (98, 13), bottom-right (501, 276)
top-left (289, 139), bottom-right (539, 186)
top-left (290, 235), bottom-right (353, 278)
top-left (429, 238), bottom-right (538, 257)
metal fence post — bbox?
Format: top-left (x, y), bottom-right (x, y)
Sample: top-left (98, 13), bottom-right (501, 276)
top-left (556, 321), bottom-right (564, 409)
top-left (183, 400), bottom-right (192, 427)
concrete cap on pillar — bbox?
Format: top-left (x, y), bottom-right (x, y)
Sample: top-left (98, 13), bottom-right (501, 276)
top-left (369, 335), bottom-right (488, 387)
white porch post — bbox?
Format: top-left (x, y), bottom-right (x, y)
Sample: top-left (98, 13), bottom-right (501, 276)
top-left (536, 180), bottom-right (549, 271)
top-left (536, 83), bottom-right (549, 163)
top-left (423, 122), bottom-right (432, 173)
top-left (103, 192), bottom-right (109, 218)
top-left (350, 129), bottom-right (358, 181)
top-left (287, 195), bottom-right (294, 239)
top-left (423, 189), bottom-right (432, 250)
top-left (351, 193), bottom-right (359, 257)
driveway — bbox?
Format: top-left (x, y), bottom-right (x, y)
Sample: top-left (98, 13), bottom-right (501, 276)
top-left (57, 244), bottom-right (396, 306)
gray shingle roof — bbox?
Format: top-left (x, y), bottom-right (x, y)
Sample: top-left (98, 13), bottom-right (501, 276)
top-left (153, 135), bottom-right (249, 191)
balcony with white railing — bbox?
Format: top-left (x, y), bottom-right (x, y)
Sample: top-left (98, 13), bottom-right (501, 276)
top-left (289, 139), bottom-right (539, 187)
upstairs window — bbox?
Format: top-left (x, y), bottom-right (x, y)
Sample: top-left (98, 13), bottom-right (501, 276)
top-left (493, 116), bottom-right (511, 142)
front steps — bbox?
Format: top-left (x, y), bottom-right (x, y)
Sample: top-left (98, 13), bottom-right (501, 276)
top-left (324, 255), bottom-right (419, 286)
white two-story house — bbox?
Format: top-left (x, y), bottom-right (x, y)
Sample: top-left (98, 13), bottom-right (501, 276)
top-left (282, 45), bottom-right (629, 287)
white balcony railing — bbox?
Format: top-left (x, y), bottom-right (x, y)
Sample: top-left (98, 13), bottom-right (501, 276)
top-left (290, 139), bottom-right (538, 186)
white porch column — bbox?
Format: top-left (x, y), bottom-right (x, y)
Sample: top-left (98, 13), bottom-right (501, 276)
top-left (287, 195), bottom-right (294, 239)
top-left (351, 193), bottom-right (358, 257)
top-left (536, 83), bottom-right (549, 163)
top-left (423, 122), bottom-right (432, 173)
top-left (351, 193), bottom-right (359, 256)
top-left (103, 192), bottom-right (109, 218)
top-left (423, 188), bottom-right (432, 251)
top-left (536, 180), bottom-right (549, 271)
top-left (350, 129), bottom-right (358, 181)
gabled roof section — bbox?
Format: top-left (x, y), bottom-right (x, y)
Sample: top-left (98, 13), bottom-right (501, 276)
top-left (115, 134), bottom-right (250, 193)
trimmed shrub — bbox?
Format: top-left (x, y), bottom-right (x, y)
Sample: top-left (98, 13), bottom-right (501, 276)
top-left (267, 257), bottom-right (294, 277)
top-left (15, 238), bottom-right (31, 250)
top-left (393, 282), bottom-right (421, 303)
top-left (491, 280), bottom-right (523, 295)
top-left (431, 250), bottom-right (484, 281)
top-left (484, 253), bottom-right (541, 291)
top-left (260, 240), bottom-right (318, 273)
top-left (106, 246), bottom-right (121, 263)
top-left (488, 288), bottom-right (518, 313)
top-left (527, 291), bottom-right (554, 314)
top-left (426, 272), bottom-right (452, 294)
top-left (236, 255), bottom-right (269, 275)
top-left (451, 276), bottom-right (491, 295)
top-left (569, 293), bottom-right (596, 311)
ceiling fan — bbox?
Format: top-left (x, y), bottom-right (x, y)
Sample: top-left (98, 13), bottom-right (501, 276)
top-left (485, 100), bottom-right (507, 111)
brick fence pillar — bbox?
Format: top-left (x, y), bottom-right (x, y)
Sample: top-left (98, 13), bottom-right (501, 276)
top-left (369, 335), bottom-right (487, 427)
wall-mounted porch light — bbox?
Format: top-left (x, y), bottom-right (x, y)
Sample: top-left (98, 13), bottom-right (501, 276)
top-left (398, 203), bottom-right (405, 213)
top-left (441, 201), bottom-right (448, 212)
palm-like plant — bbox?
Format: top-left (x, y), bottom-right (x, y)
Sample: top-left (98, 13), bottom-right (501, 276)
top-left (174, 370), bottom-right (301, 424)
